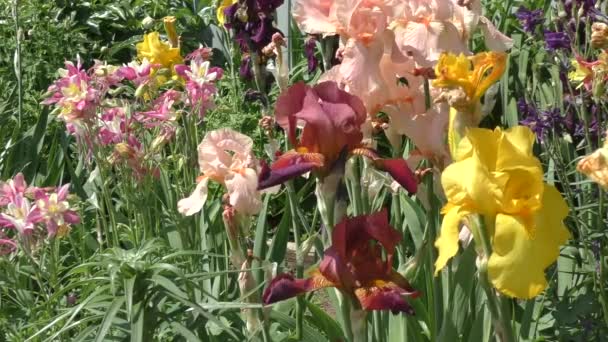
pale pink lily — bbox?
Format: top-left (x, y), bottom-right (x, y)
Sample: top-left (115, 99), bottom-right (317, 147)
top-left (98, 107), bottom-right (129, 145)
top-left (135, 90), bottom-right (182, 126)
top-left (0, 194), bottom-right (43, 236)
top-left (175, 60), bottom-right (222, 118)
top-left (118, 58), bottom-right (158, 86)
top-left (178, 129), bottom-right (262, 216)
top-left (0, 173), bottom-right (28, 206)
top-left (36, 184), bottom-right (81, 238)
top-left (43, 59), bottom-right (99, 126)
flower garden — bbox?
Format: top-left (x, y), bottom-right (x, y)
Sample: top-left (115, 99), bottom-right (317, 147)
top-left (1, 0), bottom-right (607, 341)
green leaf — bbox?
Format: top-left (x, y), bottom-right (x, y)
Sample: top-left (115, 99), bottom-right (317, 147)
top-left (254, 195), bottom-right (271, 284)
top-left (305, 300), bottom-right (346, 342)
top-left (171, 322), bottom-right (203, 342)
top-left (95, 297), bottom-right (126, 342)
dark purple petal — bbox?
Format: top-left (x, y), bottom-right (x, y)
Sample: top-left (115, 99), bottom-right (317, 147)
top-left (239, 55), bottom-right (253, 80)
top-left (257, 161), bottom-right (317, 190)
top-left (304, 36), bottom-right (319, 73)
top-left (375, 159), bottom-right (418, 194)
top-left (262, 274), bottom-right (311, 304)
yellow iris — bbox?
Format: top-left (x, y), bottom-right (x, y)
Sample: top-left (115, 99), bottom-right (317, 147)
top-left (433, 52), bottom-right (507, 159)
top-left (434, 126), bottom-right (570, 299)
top-left (136, 32), bottom-right (183, 69)
top-left (433, 52), bottom-right (507, 106)
top-left (217, 0), bottom-right (238, 26)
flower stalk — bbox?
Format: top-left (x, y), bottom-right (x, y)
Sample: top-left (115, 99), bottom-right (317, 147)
top-left (12, 0), bottom-right (22, 128)
top-left (471, 215), bottom-right (516, 342)
top-left (285, 181), bottom-right (304, 340)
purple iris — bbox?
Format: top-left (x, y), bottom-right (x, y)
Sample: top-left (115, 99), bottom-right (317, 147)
top-left (544, 30), bottom-right (571, 50)
top-left (304, 36), bottom-right (319, 74)
top-left (515, 7), bottom-right (543, 33)
top-left (223, 0), bottom-right (284, 79)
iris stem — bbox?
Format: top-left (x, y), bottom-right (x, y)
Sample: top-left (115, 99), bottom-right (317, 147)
top-left (351, 157), bottom-right (364, 216)
top-left (474, 215), bottom-right (516, 342)
top-left (351, 309), bottom-right (368, 342)
top-left (286, 181), bottom-right (304, 340)
top-left (337, 291), bottom-right (355, 342)
top-left (597, 187), bottom-right (608, 327)
top-left (12, 0), bottom-right (22, 128)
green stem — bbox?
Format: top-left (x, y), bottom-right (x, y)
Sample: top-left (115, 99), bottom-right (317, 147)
top-left (12, 0), bottom-right (22, 128)
top-left (351, 157), bottom-right (364, 216)
top-left (286, 181), bottom-right (304, 340)
top-left (598, 190), bottom-right (608, 326)
top-left (351, 309), bottom-right (368, 342)
top-left (473, 216), bottom-right (516, 342)
top-left (337, 291), bottom-right (355, 342)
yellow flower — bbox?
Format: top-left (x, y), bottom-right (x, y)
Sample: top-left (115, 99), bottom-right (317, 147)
top-left (136, 32), bottom-right (183, 69)
top-left (568, 58), bottom-right (592, 89)
top-left (433, 52), bottom-right (507, 108)
top-left (433, 52), bottom-right (507, 159)
top-left (217, 0), bottom-right (238, 26)
top-left (435, 126), bottom-right (570, 299)
top-left (163, 16), bottom-right (179, 48)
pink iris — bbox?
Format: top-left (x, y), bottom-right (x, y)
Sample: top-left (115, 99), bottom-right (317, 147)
top-left (258, 81), bottom-right (418, 193)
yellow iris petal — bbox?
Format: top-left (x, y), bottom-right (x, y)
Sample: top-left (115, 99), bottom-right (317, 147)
top-left (136, 32), bottom-right (183, 69)
top-left (488, 185), bottom-right (570, 299)
top-left (434, 204), bottom-right (470, 275)
top-left (433, 51), bottom-right (507, 102)
top-left (441, 145), bottom-right (501, 215)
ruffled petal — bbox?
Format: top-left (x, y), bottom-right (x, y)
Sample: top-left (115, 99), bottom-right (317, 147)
top-left (488, 185), bottom-right (570, 299)
top-left (292, 0), bottom-right (340, 36)
top-left (198, 128), bottom-right (254, 177)
top-left (225, 168), bottom-right (262, 215)
top-left (441, 154), bottom-right (499, 213)
top-left (177, 178), bottom-right (209, 216)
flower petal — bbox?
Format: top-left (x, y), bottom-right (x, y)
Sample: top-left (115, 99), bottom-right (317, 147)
top-left (263, 271), bottom-right (334, 305)
top-left (487, 185), bottom-right (570, 299)
top-left (177, 178), bottom-right (209, 216)
top-left (374, 158), bottom-right (418, 194)
top-left (225, 168), bottom-right (262, 215)
top-left (434, 204), bottom-right (469, 275)
top-left (258, 151), bottom-right (324, 189)
top-left (478, 16), bottom-right (513, 52)
top-left (354, 286), bottom-right (415, 314)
